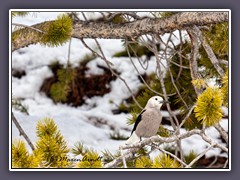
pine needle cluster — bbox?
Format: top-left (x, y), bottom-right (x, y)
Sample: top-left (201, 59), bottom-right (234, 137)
top-left (153, 154), bottom-right (181, 168)
top-left (221, 70), bottom-right (228, 106)
top-left (12, 140), bottom-right (40, 168)
top-left (50, 66), bottom-right (76, 102)
top-left (40, 14), bottom-right (72, 47)
top-left (76, 150), bottom-right (103, 168)
top-left (12, 98), bottom-right (29, 115)
top-left (12, 12), bottom-right (29, 18)
top-left (35, 118), bottom-right (70, 167)
top-left (148, 154), bottom-right (181, 168)
top-left (194, 87), bottom-right (223, 127)
top-left (72, 142), bottom-right (103, 168)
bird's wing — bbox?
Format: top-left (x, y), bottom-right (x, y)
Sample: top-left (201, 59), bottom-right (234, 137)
top-left (131, 109), bottom-right (146, 135)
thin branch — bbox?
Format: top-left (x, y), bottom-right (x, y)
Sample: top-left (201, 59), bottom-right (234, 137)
top-left (176, 30), bottom-right (184, 81)
top-left (152, 144), bottom-right (187, 166)
top-left (187, 28), bottom-right (202, 95)
top-left (214, 123), bottom-right (228, 143)
top-left (191, 25), bottom-right (225, 77)
top-left (67, 38), bottom-right (72, 66)
top-left (185, 143), bottom-right (216, 168)
top-left (223, 159), bottom-right (228, 168)
top-left (200, 132), bottom-right (228, 152)
top-left (81, 14), bottom-right (143, 109)
top-left (175, 105), bottom-right (196, 132)
top-left (168, 63), bottom-right (189, 108)
top-left (80, 38), bottom-right (143, 109)
top-left (207, 155), bottom-right (218, 168)
top-left (81, 12), bottom-right (87, 21)
top-left (12, 112), bottom-right (35, 151)
top-left (126, 41), bottom-right (166, 97)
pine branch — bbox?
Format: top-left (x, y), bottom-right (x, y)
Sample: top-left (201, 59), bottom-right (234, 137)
top-left (12, 112), bottom-right (35, 151)
top-left (12, 12), bottom-right (228, 52)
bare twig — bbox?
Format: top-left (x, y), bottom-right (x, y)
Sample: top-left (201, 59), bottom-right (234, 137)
top-left (175, 105), bottom-right (196, 134)
top-left (126, 41), bottom-right (166, 97)
top-left (185, 143), bottom-right (216, 168)
top-left (223, 159), bottom-right (228, 168)
top-left (176, 30), bottom-right (184, 81)
top-left (12, 112), bottom-right (35, 151)
top-left (168, 63), bottom-right (189, 108)
top-left (80, 39), bottom-right (143, 109)
top-left (207, 155), bottom-right (218, 168)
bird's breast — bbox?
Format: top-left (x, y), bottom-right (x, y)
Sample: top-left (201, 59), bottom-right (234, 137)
top-left (135, 109), bottom-right (162, 138)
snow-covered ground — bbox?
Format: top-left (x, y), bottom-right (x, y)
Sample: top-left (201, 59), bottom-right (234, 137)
top-left (11, 12), bottom-right (228, 160)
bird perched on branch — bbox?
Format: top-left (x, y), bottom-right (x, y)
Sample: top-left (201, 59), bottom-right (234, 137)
top-left (125, 96), bottom-right (168, 145)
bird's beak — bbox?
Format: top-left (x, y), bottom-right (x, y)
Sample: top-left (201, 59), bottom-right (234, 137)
top-left (160, 100), bottom-right (170, 104)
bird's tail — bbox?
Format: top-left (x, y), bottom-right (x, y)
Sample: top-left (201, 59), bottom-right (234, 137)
top-left (125, 131), bottom-right (140, 145)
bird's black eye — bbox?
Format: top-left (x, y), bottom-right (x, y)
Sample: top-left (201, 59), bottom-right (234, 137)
top-left (155, 98), bottom-right (158, 100)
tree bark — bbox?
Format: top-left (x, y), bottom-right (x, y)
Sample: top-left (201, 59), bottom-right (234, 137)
top-left (12, 12), bottom-right (228, 52)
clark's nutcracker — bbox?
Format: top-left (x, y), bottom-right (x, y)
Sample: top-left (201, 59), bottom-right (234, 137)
top-left (125, 96), bottom-right (168, 145)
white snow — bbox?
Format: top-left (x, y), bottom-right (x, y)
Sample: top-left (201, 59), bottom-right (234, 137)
top-left (11, 12), bottom-right (229, 161)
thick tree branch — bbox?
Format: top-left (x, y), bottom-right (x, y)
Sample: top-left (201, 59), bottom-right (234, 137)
top-left (12, 12), bottom-right (228, 52)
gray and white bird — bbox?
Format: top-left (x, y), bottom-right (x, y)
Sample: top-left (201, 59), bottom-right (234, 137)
top-left (125, 96), bottom-right (168, 145)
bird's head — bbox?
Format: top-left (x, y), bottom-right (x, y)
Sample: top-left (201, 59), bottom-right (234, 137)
top-left (146, 96), bottom-right (169, 109)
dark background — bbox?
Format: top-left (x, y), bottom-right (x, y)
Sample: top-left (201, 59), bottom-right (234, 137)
top-left (1, 0), bottom-right (238, 179)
